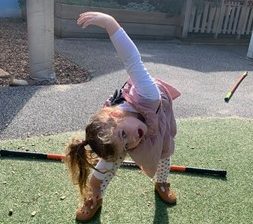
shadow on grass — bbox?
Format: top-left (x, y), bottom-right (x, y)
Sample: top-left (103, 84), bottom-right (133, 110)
top-left (153, 191), bottom-right (170, 224)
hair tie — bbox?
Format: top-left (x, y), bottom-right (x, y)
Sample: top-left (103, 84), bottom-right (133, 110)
top-left (80, 140), bottom-right (88, 146)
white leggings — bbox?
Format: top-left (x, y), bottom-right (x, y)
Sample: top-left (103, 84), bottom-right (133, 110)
top-left (91, 156), bottom-right (171, 196)
top-left (153, 157), bottom-right (171, 183)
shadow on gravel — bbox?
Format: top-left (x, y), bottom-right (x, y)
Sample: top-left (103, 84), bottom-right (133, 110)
top-left (0, 86), bottom-right (37, 137)
top-left (55, 38), bottom-right (253, 78)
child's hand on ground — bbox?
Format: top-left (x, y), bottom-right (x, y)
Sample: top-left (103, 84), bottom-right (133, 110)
top-left (77, 11), bottom-right (120, 36)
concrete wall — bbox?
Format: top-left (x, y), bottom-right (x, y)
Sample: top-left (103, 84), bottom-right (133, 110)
top-left (0, 0), bottom-right (21, 17)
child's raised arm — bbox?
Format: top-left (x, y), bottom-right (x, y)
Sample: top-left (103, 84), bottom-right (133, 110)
top-left (77, 12), bottom-right (120, 36)
top-left (77, 12), bottom-right (160, 100)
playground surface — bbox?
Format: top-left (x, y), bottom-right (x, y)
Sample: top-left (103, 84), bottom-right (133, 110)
top-left (0, 37), bottom-right (253, 140)
top-left (1, 118), bottom-right (253, 224)
top-left (0, 35), bottom-right (253, 223)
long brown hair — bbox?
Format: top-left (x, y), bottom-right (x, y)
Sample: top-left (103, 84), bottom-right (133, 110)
top-left (65, 139), bottom-right (92, 197)
top-left (65, 107), bottom-right (123, 198)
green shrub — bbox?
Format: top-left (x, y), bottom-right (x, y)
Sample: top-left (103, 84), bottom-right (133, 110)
top-left (18, 0), bottom-right (26, 20)
top-left (18, 0), bottom-right (26, 8)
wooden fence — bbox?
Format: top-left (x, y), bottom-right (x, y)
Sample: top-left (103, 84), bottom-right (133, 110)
top-left (183, 0), bottom-right (253, 39)
top-left (54, 0), bottom-right (252, 40)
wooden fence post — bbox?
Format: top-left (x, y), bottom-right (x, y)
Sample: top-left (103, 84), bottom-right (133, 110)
top-left (214, 0), bottom-right (225, 39)
top-left (237, 0), bottom-right (249, 39)
top-left (182, 0), bottom-right (193, 38)
top-left (247, 32), bottom-right (253, 58)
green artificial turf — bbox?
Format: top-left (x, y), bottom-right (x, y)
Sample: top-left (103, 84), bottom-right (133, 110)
top-left (0, 118), bottom-right (253, 224)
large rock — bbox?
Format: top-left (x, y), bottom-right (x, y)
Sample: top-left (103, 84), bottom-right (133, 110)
top-left (0, 68), bottom-right (10, 78)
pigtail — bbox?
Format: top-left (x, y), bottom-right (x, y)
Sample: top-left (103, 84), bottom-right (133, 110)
top-left (64, 138), bottom-right (92, 198)
top-left (65, 110), bottom-right (121, 198)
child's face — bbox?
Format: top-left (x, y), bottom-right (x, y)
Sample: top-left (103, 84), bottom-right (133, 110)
top-left (113, 116), bottom-right (147, 152)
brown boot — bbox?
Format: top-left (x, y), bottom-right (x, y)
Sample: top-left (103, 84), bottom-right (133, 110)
top-left (76, 198), bottom-right (102, 222)
top-left (155, 182), bottom-right (177, 205)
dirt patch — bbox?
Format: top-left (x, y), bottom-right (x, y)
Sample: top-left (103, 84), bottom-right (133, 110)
top-left (0, 18), bottom-right (91, 86)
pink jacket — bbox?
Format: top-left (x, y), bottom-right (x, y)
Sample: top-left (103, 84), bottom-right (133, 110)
top-left (122, 78), bottom-right (180, 177)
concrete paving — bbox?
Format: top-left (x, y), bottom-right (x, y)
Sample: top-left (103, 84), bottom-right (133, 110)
top-left (0, 38), bottom-right (252, 140)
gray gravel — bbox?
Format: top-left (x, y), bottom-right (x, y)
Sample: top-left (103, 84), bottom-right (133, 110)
top-left (0, 38), bottom-right (252, 140)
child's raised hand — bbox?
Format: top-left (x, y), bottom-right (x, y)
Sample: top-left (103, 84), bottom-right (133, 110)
top-left (77, 12), bottom-right (113, 29)
top-left (77, 12), bottom-right (120, 36)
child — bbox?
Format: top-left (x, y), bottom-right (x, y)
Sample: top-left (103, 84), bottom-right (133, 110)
top-left (65, 12), bottom-right (181, 222)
